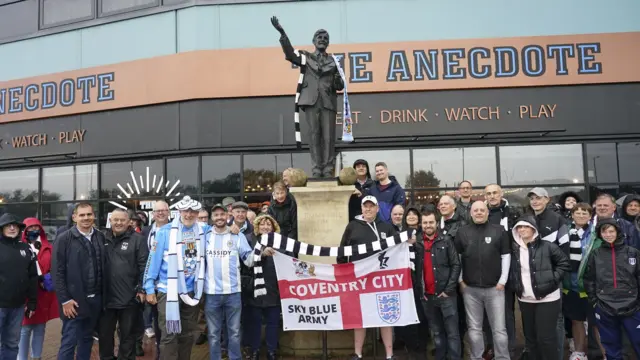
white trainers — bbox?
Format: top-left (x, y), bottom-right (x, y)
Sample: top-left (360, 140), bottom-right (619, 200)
top-left (569, 352), bottom-right (587, 360)
top-left (145, 327), bottom-right (155, 338)
top-left (569, 338), bottom-right (576, 352)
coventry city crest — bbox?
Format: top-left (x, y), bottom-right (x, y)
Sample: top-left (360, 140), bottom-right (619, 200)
top-left (292, 258), bottom-right (316, 278)
top-left (376, 292), bottom-right (401, 324)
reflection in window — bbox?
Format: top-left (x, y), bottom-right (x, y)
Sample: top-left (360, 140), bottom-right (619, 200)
top-left (243, 194), bottom-right (273, 213)
top-left (617, 142), bottom-right (640, 183)
top-left (499, 144), bottom-right (584, 186)
top-left (413, 147), bottom-right (496, 188)
top-left (0, 169), bottom-right (39, 203)
top-left (243, 154), bottom-right (292, 193)
top-left (502, 186), bottom-right (586, 213)
top-left (337, 150), bottom-right (410, 188)
top-left (100, 160), bottom-right (164, 199)
top-left (586, 143), bottom-right (617, 184)
top-left (40, 202), bottom-right (96, 239)
top-left (588, 185), bottom-right (619, 205)
top-left (167, 157), bottom-right (199, 198)
top-left (202, 155), bottom-right (241, 194)
top-left (0, 203), bottom-right (38, 223)
top-left (43, 164), bottom-right (98, 201)
top-left (98, 199), bottom-right (165, 229)
top-left (42, 0), bottom-right (93, 27)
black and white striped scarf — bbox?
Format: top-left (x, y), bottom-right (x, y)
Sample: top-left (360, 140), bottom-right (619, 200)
top-left (293, 50), bottom-right (306, 149)
top-left (252, 230), bottom-right (416, 297)
top-left (569, 224), bottom-right (587, 272)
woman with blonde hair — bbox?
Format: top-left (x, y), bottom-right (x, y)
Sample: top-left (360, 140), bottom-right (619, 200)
top-left (247, 214), bottom-right (281, 360)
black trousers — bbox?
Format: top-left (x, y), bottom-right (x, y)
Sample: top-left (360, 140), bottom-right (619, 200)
top-left (519, 299), bottom-right (562, 360)
top-left (99, 305), bottom-right (140, 360)
top-left (394, 294), bottom-right (429, 353)
top-left (302, 101), bottom-right (336, 176)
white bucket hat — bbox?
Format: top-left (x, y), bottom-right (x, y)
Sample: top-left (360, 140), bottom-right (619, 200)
top-left (175, 196), bottom-right (202, 211)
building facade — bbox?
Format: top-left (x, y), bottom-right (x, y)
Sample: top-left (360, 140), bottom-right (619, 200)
top-left (1, 0), bottom-right (639, 238)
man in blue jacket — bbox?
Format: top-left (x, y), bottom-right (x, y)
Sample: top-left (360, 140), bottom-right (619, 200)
top-left (369, 162), bottom-right (405, 223)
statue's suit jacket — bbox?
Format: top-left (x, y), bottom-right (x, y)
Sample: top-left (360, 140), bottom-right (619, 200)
top-left (279, 35), bottom-right (344, 112)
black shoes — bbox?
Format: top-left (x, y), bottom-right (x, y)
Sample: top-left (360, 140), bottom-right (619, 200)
top-left (195, 332), bottom-right (208, 345)
top-left (135, 342), bottom-right (144, 356)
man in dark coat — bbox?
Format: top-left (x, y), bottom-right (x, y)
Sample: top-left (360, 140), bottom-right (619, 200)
top-left (268, 181), bottom-right (298, 240)
top-left (52, 203), bottom-right (106, 360)
top-left (348, 159), bottom-right (374, 221)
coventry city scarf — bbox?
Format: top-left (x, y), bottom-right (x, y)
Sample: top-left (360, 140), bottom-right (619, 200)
top-left (166, 217), bottom-right (206, 334)
top-left (29, 239), bottom-right (42, 276)
top-left (252, 230), bottom-right (416, 297)
top-left (292, 50), bottom-right (306, 149)
top-left (331, 54), bottom-right (353, 143)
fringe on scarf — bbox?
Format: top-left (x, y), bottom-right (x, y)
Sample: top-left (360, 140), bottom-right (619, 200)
top-left (293, 50), bottom-right (306, 149)
top-left (252, 229), bottom-right (416, 297)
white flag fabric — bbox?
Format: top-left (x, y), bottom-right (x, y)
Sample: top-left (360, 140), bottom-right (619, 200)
top-left (273, 242), bottom-right (419, 331)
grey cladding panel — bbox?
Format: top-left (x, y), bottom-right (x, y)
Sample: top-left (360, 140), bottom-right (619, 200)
top-left (41, 0), bottom-right (94, 28)
top-left (178, 101), bottom-right (221, 149)
top-left (99, 0), bottom-right (159, 17)
top-left (0, 0), bottom-right (38, 40)
top-left (79, 103), bottom-right (179, 157)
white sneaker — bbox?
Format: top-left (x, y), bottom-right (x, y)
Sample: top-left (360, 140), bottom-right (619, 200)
top-left (569, 338), bottom-right (576, 352)
top-left (145, 327), bottom-right (155, 338)
top-left (569, 352), bottom-right (587, 360)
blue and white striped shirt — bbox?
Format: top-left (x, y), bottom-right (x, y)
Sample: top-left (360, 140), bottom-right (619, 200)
top-left (204, 227), bottom-right (254, 295)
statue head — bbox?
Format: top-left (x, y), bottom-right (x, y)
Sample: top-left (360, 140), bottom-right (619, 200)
top-left (312, 29), bottom-right (330, 52)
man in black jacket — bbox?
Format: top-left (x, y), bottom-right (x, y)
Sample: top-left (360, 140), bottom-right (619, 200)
top-left (98, 208), bottom-right (149, 360)
top-left (455, 201), bottom-right (511, 360)
top-left (415, 210), bottom-right (461, 360)
top-left (338, 195), bottom-right (398, 360)
top-left (0, 213), bottom-right (38, 360)
top-left (53, 203), bottom-right (106, 360)
top-left (348, 159), bottom-right (374, 221)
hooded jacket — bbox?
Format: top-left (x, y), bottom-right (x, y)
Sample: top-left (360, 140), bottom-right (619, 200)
top-left (557, 191), bottom-right (583, 221)
top-left (54, 205), bottom-right (75, 241)
top-left (103, 228), bottom-right (149, 309)
top-left (509, 215), bottom-right (570, 302)
top-left (584, 218), bottom-right (640, 317)
top-left (337, 215), bottom-right (398, 263)
top-left (245, 214), bottom-right (281, 308)
top-left (348, 159), bottom-right (374, 221)
top-left (533, 206), bottom-right (570, 257)
top-left (619, 195), bottom-right (640, 250)
top-left (21, 218), bottom-right (59, 325)
top-left (369, 175), bottom-right (405, 224)
top-left (0, 214), bottom-right (38, 311)
top-left (401, 205), bottom-right (422, 237)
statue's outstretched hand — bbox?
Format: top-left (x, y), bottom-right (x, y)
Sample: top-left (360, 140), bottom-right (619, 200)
top-left (271, 16), bottom-right (285, 35)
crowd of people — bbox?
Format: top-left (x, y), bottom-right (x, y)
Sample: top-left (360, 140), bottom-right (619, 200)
top-left (0, 160), bottom-right (639, 360)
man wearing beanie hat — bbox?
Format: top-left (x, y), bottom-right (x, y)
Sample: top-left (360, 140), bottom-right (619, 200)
top-left (0, 213), bottom-right (38, 360)
top-left (348, 159), bottom-right (374, 221)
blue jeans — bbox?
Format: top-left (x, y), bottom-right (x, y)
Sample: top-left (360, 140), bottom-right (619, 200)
top-left (423, 295), bottom-right (461, 360)
top-left (248, 306), bottom-right (280, 353)
top-left (58, 296), bottom-right (102, 360)
top-left (0, 307), bottom-right (24, 360)
top-left (18, 323), bottom-right (46, 360)
top-left (205, 293), bottom-right (242, 360)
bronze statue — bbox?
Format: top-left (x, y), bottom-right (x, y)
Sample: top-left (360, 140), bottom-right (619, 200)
top-left (271, 16), bottom-right (344, 178)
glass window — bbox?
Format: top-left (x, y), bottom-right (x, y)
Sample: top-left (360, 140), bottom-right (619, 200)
top-left (337, 150), bottom-right (410, 189)
top-left (585, 143), bottom-right (617, 184)
top-left (202, 155), bottom-right (241, 194)
top-left (100, 0), bottom-right (157, 16)
top-left (243, 154), bottom-right (292, 194)
top-left (617, 142), bottom-right (640, 183)
top-left (99, 199), bottom-right (166, 229)
top-left (588, 185), bottom-right (620, 206)
top-left (292, 153), bottom-right (313, 178)
top-left (499, 144), bottom-right (584, 186)
top-left (42, 0), bottom-right (93, 27)
top-left (42, 164), bottom-right (98, 201)
top-left (502, 186), bottom-right (587, 213)
top-left (167, 157), bottom-right (199, 199)
top-left (413, 147), bottom-right (496, 189)
top-left (40, 202), bottom-right (97, 240)
top-left (0, 203), bottom-right (39, 223)
top-left (100, 160), bottom-right (163, 199)
top-left (242, 194), bottom-right (273, 214)
top-left (0, 169), bottom-right (38, 203)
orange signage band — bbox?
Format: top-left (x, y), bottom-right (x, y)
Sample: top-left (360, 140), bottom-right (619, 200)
top-left (0, 31), bottom-right (639, 124)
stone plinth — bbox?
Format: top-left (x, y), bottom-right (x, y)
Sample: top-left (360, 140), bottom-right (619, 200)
top-left (278, 179), bottom-right (366, 357)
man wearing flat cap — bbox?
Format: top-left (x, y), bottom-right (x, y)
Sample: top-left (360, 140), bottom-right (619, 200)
top-left (0, 213), bottom-right (38, 359)
top-left (222, 197), bottom-right (236, 225)
top-left (144, 196), bottom-right (210, 360)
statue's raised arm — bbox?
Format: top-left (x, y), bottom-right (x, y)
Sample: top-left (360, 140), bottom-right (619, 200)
top-left (271, 16), bottom-right (302, 66)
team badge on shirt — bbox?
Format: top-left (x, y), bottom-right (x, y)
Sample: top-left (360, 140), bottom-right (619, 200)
top-left (121, 242), bottom-right (129, 250)
top-left (20, 250), bottom-right (26, 257)
top-left (485, 237), bottom-right (492, 244)
top-left (380, 232), bottom-right (387, 239)
top-left (630, 258), bottom-right (637, 266)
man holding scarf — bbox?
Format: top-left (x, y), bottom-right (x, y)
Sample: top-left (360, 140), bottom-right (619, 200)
top-left (204, 203), bottom-right (273, 360)
top-left (144, 196), bottom-right (209, 360)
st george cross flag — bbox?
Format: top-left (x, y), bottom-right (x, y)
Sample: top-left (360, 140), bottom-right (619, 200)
top-left (273, 242), bottom-right (419, 331)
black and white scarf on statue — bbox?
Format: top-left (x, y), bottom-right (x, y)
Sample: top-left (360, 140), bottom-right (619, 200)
top-left (252, 230), bottom-right (416, 297)
top-left (291, 50), bottom-right (353, 149)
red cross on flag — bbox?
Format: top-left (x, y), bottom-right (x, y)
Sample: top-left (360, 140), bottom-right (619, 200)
top-left (274, 242), bottom-right (419, 330)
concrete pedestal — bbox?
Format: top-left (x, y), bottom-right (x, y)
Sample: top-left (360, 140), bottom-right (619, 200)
top-left (278, 179), bottom-right (368, 357)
